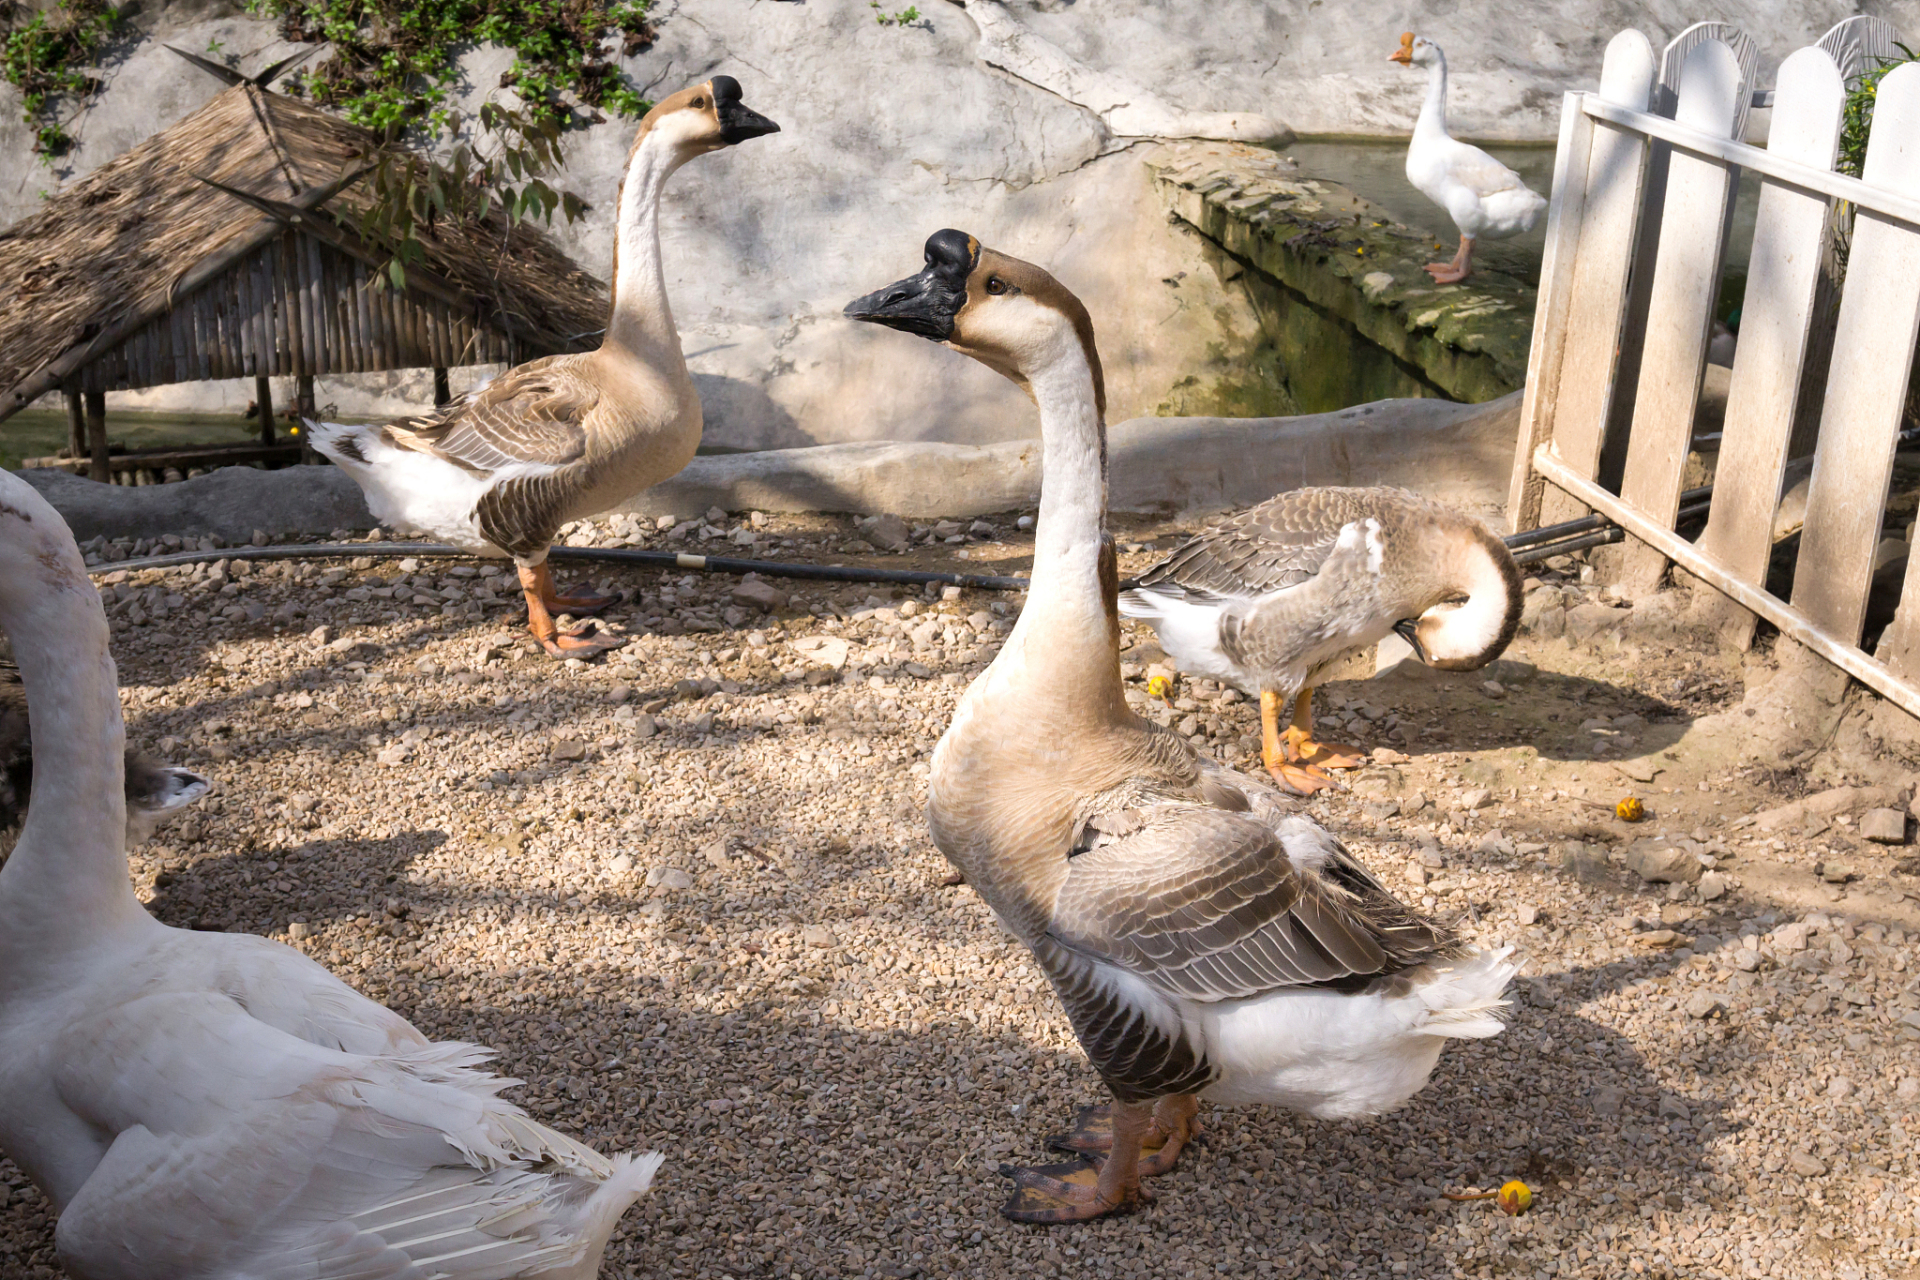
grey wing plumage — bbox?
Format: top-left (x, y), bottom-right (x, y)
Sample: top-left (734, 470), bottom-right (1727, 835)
top-left (1135, 488), bottom-right (1395, 598)
top-left (384, 357), bottom-right (597, 476)
top-left (1050, 807), bottom-right (1456, 1003)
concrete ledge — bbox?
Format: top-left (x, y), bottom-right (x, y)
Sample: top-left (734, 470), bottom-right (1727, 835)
top-left (618, 393), bottom-right (1517, 520)
top-left (19, 463), bottom-right (377, 546)
top-left (1152, 143), bottom-right (1534, 407)
top-left (18, 392), bottom-right (1520, 542)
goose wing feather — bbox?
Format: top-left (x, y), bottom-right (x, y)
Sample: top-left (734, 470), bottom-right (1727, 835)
top-left (1134, 488), bottom-right (1402, 599)
top-left (1050, 803), bottom-right (1454, 1003)
top-left (384, 355), bottom-right (597, 477)
top-left (53, 992), bottom-right (623, 1280)
top-left (1436, 138), bottom-right (1534, 200)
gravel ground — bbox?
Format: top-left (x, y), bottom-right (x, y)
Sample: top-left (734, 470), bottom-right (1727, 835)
top-left (2, 507), bottom-right (1918, 1280)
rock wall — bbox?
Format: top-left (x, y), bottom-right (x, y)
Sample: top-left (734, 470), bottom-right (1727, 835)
top-left (4, 0), bottom-right (1916, 449)
top-left (1152, 143), bottom-right (1534, 413)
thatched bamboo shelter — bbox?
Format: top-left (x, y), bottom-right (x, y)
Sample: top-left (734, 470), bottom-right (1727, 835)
top-left (0, 50), bottom-right (609, 479)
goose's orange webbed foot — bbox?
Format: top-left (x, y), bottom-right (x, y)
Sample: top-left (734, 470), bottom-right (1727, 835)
top-left (999, 1157), bottom-right (1150, 1224)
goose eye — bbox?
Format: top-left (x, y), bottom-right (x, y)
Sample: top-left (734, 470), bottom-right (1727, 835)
top-left (985, 276), bottom-right (1008, 296)
top-left (692, 97), bottom-right (707, 108)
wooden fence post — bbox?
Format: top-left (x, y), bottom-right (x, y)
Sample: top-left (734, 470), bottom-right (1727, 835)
top-left (1694, 47), bottom-right (1846, 644)
top-left (1527, 30), bottom-right (1656, 530)
top-left (1612, 37), bottom-right (1747, 595)
top-left (1794, 63), bottom-right (1920, 649)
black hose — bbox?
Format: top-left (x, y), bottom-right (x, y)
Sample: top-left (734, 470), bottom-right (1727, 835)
top-left (1511, 527), bottom-right (1623, 565)
top-left (86, 486), bottom-right (1719, 591)
top-left (1503, 484), bottom-right (1712, 551)
top-left (89, 540), bottom-right (1033, 591)
top-left (1506, 497), bottom-right (1711, 566)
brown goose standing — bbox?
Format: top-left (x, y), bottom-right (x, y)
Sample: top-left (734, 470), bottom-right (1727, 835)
top-left (845, 231), bottom-right (1517, 1223)
top-left (1120, 487), bottom-right (1522, 793)
top-left (310, 77), bottom-right (780, 657)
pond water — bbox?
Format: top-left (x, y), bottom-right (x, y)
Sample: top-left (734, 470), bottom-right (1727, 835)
top-left (0, 410), bottom-right (270, 470)
top-left (0, 407), bottom-right (750, 471)
top-left (1285, 137), bottom-right (1761, 313)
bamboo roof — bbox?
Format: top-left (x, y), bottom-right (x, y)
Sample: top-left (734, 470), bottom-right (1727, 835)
top-left (0, 67), bottom-right (610, 423)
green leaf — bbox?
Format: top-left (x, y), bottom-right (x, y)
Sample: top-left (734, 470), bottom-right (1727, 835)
top-left (388, 258), bottom-right (407, 291)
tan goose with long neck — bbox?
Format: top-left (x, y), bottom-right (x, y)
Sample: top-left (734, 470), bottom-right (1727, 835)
top-left (0, 469), bottom-right (662, 1274)
top-left (310, 77), bottom-right (779, 657)
top-left (847, 231), bottom-right (1517, 1224)
top-left (1120, 486), bottom-right (1522, 794)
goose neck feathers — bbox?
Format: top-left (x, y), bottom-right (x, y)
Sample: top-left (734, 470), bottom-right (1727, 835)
top-left (0, 489), bottom-right (146, 950)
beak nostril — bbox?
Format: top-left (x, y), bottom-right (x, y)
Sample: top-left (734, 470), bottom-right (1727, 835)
top-left (886, 290), bottom-right (909, 306)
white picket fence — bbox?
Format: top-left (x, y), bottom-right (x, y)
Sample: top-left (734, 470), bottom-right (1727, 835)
top-left (1507, 18), bottom-right (1920, 718)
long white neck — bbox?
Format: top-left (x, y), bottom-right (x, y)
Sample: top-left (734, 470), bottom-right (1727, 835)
top-left (603, 131), bottom-right (687, 366)
top-left (0, 487), bottom-right (145, 958)
top-left (1000, 342), bottom-right (1126, 718)
top-left (1415, 51), bottom-right (1451, 143)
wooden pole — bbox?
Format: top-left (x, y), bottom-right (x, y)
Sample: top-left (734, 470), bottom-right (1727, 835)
top-left (84, 389), bottom-right (108, 483)
top-left (433, 366), bottom-right (451, 406)
top-left (296, 372), bottom-right (318, 464)
top-left (256, 374), bottom-right (275, 445)
top-left (64, 382), bottom-right (85, 461)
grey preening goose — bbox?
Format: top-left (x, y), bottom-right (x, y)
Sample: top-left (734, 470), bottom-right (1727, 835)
top-left (0, 469), bottom-right (662, 1276)
top-left (846, 231), bottom-right (1517, 1223)
top-left (1120, 486), bottom-right (1522, 794)
top-left (310, 76), bottom-right (780, 658)
top-left (0, 657), bottom-right (208, 844)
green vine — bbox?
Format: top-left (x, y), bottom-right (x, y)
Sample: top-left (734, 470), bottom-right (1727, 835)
top-left (245, 0), bottom-right (658, 287)
top-left (869, 2), bottom-right (921, 26)
top-left (0, 0), bottom-right (122, 157)
top-left (1838, 43), bottom-right (1915, 178)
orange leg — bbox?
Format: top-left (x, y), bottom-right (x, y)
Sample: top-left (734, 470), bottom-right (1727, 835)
top-left (1138, 1094), bottom-right (1201, 1176)
top-left (1424, 234), bottom-right (1475, 283)
top-left (1261, 689), bottom-right (1366, 793)
top-left (527, 560), bottom-right (619, 616)
top-left (519, 563), bottom-right (626, 659)
top-left (1047, 1095), bottom-right (1202, 1177)
top-left (1002, 1098), bottom-right (1155, 1223)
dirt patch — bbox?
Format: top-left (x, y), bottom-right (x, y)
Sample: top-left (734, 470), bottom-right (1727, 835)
top-left (2, 511), bottom-right (1917, 1279)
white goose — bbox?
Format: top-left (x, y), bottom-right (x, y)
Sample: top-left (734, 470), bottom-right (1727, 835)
top-left (0, 468), bottom-right (660, 1277)
top-left (310, 76), bottom-right (779, 658)
top-left (1391, 32), bottom-right (1547, 283)
top-left (846, 231), bottom-right (1517, 1223)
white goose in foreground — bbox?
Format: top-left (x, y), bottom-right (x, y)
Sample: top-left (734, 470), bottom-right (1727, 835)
top-left (0, 470), bottom-right (660, 1277)
top-left (310, 76), bottom-right (779, 658)
top-left (846, 231), bottom-right (1517, 1223)
top-left (1120, 487), bottom-right (1522, 794)
top-left (1391, 32), bottom-right (1547, 282)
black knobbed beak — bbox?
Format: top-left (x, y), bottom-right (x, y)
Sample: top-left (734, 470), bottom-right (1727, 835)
top-left (844, 268), bottom-right (963, 341)
top-left (1393, 617), bottom-right (1429, 664)
top-left (718, 98), bottom-right (781, 144)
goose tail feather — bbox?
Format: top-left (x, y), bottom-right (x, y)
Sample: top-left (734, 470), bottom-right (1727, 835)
top-left (1413, 945), bottom-right (1520, 1040)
